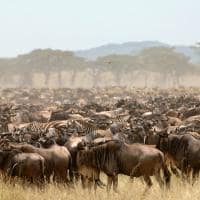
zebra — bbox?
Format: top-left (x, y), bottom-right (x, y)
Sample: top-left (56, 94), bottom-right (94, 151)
top-left (75, 119), bottom-right (98, 140)
top-left (17, 120), bottom-right (72, 138)
top-left (76, 119), bottom-right (117, 141)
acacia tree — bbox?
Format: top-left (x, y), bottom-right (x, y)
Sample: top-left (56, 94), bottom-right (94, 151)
top-left (9, 55), bottom-right (34, 88)
top-left (95, 54), bottom-right (141, 87)
top-left (16, 49), bottom-right (52, 87)
top-left (67, 56), bottom-right (87, 87)
top-left (137, 47), bottom-right (195, 87)
top-left (18, 49), bottom-right (81, 88)
top-left (91, 58), bottom-right (112, 87)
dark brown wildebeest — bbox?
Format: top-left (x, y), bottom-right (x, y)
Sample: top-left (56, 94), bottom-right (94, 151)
top-left (156, 132), bottom-right (200, 179)
top-left (0, 149), bottom-right (45, 184)
top-left (77, 140), bottom-right (171, 192)
top-left (65, 134), bottom-right (86, 181)
top-left (9, 143), bottom-right (72, 184)
top-left (65, 135), bottom-right (105, 189)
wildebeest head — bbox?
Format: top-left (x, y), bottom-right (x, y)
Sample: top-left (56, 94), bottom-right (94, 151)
top-left (156, 130), bottom-right (169, 152)
top-left (0, 149), bottom-right (21, 169)
top-left (77, 140), bottom-right (122, 172)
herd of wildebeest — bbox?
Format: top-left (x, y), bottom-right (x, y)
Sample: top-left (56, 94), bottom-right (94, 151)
top-left (0, 87), bottom-right (200, 192)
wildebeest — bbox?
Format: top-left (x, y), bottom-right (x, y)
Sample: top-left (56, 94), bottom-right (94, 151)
top-left (65, 134), bottom-right (86, 180)
top-left (9, 143), bottom-right (72, 184)
top-left (65, 134), bottom-right (105, 189)
top-left (0, 149), bottom-right (45, 184)
top-left (77, 140), bottom-right (171, 192)
top-left (156, 132), bottom-right (200, 179)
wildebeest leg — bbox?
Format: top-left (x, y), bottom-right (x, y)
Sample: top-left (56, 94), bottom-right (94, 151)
top-left (87, 177), bottom-right (93, 192)
top-left (181, 167), bottom-right (191, 182)
top-left (192, 168), bottom-right (199, 184)
top-left (46, 174), bottom-right (51, 183)
top-left (39, 173), bottom-right (45, 184)
top-left (95, 179), bottom-right (106, 188)
top-left (75, 172), bottom-right (80, 182)
top-left (113, 175), bottom-right (119, 193)
top-left (30, 177), bottom-right (34, 184)
top-left (130, 163), bottom-right (140, 179)
top-left (162, 163), bottom-right (171, 188)
top-left (94, 180), bottom-right (98, 192)
top-left (181, 158), bottom-right (190, 182)
top-left (155, 170), bottom-right (164, 188)
top-left (81, 175), bottom-right (87, 189)
top-left (70, 171), bottom-right (79, 185)
top-left (69, 170), bottom-right (74, 183)
top-left (170, 165), bottom-right (180, 177)
top-left (143, 175), bottom-right (153, 187)
top-left (142, 175), bottom-right (152, 197)
top-left (107, 176), bottom-right (113, 192)
top-left (55, 169), bottom-right (70, 185)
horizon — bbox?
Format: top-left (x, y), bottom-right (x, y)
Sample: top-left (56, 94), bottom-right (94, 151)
top-left (0, 40), bottom-right (198, 59)
top-left (0, 0), bottom-right (199, 57)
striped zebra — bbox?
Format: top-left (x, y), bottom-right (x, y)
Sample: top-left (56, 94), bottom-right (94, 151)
top-left (76, 119), bottom-right (113, 140)
top-left (19, 120), bottom-right (72, 135)
top-left (75, 119), bottom-right (98, 137)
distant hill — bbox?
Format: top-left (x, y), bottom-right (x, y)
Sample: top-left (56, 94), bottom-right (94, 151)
top-left (75, 41), bottom-right (200, 63)
top-left (75, 41), bottom-right (168, 60)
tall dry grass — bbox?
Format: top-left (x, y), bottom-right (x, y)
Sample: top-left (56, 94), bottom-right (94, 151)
top-left (0, 175), bottom-right (199, 200)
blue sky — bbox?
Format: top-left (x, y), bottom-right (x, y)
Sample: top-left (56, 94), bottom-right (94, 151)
top-left (0, 0), bottom-right (199, 57)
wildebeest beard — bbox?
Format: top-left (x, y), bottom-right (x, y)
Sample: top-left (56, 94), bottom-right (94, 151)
top-left (77, 140), bottom-right (122, 175)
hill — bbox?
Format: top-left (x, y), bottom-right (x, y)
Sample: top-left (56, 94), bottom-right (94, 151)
top-left (76, 41), bottom-right (200, 63)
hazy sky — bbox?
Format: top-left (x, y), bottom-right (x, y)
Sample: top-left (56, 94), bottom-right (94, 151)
top-left (0, 0), bottom-right (199, 57)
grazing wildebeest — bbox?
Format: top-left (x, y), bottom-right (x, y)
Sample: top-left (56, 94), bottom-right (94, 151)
top-left (77, 140), bottom-right (171, 192)
top-left (0, 149), bottom-right (45, 184)
top-left (9, 143), bottom-right (72, 184)
top-left (156, 132), bottom-right (200, 179)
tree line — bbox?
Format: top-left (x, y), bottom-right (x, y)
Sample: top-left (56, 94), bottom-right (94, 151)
top-left (0, 47), bottom-right (199, 88)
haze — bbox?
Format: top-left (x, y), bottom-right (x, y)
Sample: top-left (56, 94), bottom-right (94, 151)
top-left (0, 0), bottom-right (199, 57)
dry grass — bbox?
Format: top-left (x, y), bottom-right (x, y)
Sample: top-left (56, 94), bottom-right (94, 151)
top-left (0, 175), bottom-right (199, 200)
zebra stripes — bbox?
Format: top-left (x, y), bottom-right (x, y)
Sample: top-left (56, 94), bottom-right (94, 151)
top-left (21, 120), bottom-right (71, 133)
top-left (76, 119), bottom-right (98, 137)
